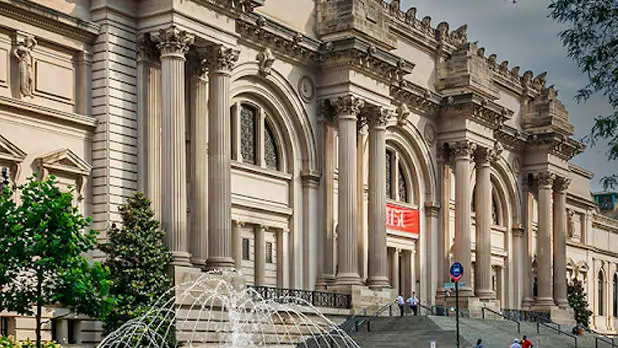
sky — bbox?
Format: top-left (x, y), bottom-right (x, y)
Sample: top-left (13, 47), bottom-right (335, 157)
top-left (401, 0), bottom-right (616, 192)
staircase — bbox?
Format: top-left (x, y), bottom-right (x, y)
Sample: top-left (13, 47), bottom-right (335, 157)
top-left (349, 314), bottom-right (601, 347)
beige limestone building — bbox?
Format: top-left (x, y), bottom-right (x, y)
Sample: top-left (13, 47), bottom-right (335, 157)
top-left (1, 0), bottom-right (618, 343)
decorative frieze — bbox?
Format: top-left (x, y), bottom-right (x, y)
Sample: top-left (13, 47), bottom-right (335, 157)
top-left (526, 133), bottom-right (585, 160)
top-left (494, 124), bottom-right (528, 151)
top-left (390, 82), bottom-right (441, 116)
top-left (196, 0), bottom-right (264, 17)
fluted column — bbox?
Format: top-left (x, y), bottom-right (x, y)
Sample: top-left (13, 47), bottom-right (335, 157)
top-left (390, 248), bottom-right (400, 295)
top-left (512, 225), bottom-right (525, 308)
top-left (554, 176), bottom-right (571, 308)
top-left (474, 146), bottom-right (496, 300)
top-left (153, 26), bottom-right (194, 266)
top-left (536, 171), bottom-right (556, 307)
top-left (334, 95), bottom-right (364, 286)
top-left (356, 122), bottom-right (367, 281)
top-left (522, 178), bottom-right (535, 308)
top-left (453, 140), bottom-right (476, 296)
top-left (255, 225), bottom-right (266, 286)
top-left (317, 115), bottom-right (336, 287)
top-left (367, 106), bottom-right (391, 289)
top-left (231, 220), bottom-right (243, 269)
top-left (205, 45), bottom-right (239, 270)
top-left (190, 56), bottom-right (209, 267)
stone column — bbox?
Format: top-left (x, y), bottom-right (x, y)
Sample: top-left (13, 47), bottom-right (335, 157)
top-left (512, 225), bottom-right (525, 308)
top-left (522, 178), bottom-right (535, 308)
top-left (390, 248), bottom-right (400, 295)
top-left (356, 122), bottom-right (367, 281)
top-left (453, 140), bottom-right (476, 296)
top-left (136, 38), bottom-right (150, 194)
top-left (474, 146), bottom-right (496, 300)
top-left (425, 201), bottom-right (440, 305)
top-left (367, 106), bottom-right (390, 289)
top-left (153, 26), bottom-right (194, 266)
top-left (205, 45), bottom-right (239, 270)
top-left (231, 220), bottom-right (243, 269)
top-left (334, 95), bottom-right (364, 286)
top-left (554, 176), bottom-right (571, 308)
top-left (255, 225), bottom-right (266, 286)
top-left (317, 115), bottom-right (336, 287)
top-left (190, 56), bottom-right (209, 267)
top-left (535, 171), bottom-right (556, 307)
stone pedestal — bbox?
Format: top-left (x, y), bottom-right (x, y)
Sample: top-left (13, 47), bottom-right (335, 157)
top-left (329, 284), bottom-right (395, 315)
top-left (550, 307), bottom-right (576, 326)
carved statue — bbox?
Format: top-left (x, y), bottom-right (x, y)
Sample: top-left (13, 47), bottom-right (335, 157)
top-left (396, 103), bottom-right (410, 126)
top-left (450, 25), bottom-right (468, 47)
top-left (13, 35), bottom-right (37, 98)
top-left (405, 7), bottom-right (417, 23)
top-left (390, 0), bottom-right (400, 13)
top-left (437, 22), bottom-right (449, 41)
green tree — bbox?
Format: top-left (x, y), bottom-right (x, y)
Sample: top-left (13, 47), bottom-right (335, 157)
top-left (100, 192), bottom-right (174, 338)
top-left (549, 0), bottom-right (618, 189)
top-left (568, 279), bottom-right (593, 327)
top-left (0, 175), bottom-right (112, 348)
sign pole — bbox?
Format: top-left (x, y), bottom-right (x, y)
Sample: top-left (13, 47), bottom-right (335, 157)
top-left (455, 280), bottom-right (460, 348)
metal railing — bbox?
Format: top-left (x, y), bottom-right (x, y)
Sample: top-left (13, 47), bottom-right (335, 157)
top-left (501, 308), bottom-right (553, 324)
top-left (594, 335), bottom-right (617, 348)
top-left (354, 300), bottom-right (396, 332)
top-left (247, 285), bottom-right (352, 309)
top-left (534, 320), bottom-right (578, 348)
top-left (481, 307), bottom-right (521, 333)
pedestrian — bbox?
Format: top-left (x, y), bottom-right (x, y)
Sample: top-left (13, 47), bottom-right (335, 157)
top-left (396, 294), bottom-right (405, 317)
top-left (407, 292), bottom-right (419, 316)
top-left (521, 335), bottom-right (534, 348)
top-left (475, 338), bottom-right (484, 348)
top-left (510, 338), bottom-right (522, 348)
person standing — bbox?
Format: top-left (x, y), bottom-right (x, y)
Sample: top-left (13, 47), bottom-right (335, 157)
top-left (407, 292), bottom-right (419, 316)
top-left (521, 335), bottom-right (534, 348)
top-left (510, 339), bottom-right (522, 348)
top-left (396, 294), bottom-right (405, 317)
top-left (475, 339), bottom-right (484, 348)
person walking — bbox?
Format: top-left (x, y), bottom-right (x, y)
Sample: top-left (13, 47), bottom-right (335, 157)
top-left (475, 338), bottom-right (484, 348)
top-left (510, 338), bottom-right (522, 348)
top-left (396, 294), bottom-right (405, 317)
top-left (407, 292), bottom-right (419, 316)
top-left (521, 335), bottom-right (534, 348)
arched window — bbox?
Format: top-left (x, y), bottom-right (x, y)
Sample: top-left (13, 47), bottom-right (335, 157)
top-left (232, 103), bottom-right (282, 172)
top-left (599, 271), bottom-right (605, 316)
top-left (385, 148), bottom-right (410, 203)
top-left (613, 274), bottom-right (618, 318)
top-left (491, 196), bottom-right (500, 225)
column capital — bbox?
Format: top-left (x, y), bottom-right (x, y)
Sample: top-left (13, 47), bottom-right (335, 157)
top-left (137, 33), bottom-right (158, 62)
top-left (453, 140), bottom-right (477, 160)
top-left (474, 142), bottom-right (503, 165)
top-left (152, 26), bottom-right (194, 58)
top-left (366, 105), bottom-right (393, 130)
top-left (189, 49), bottom-right (209, 79)
top-left (554, 176), bottom-right (571, 193)
top-left (535, 171), bottom-right (556, 188)
top-left (332, 95), bottom-right (364, 119)
top-left (301, 171), bottom-right (321, 188)
top-left (205, 44), bottom-right (240, 72)
top-left (232, 219), bottom-right (245, 228)
top-left (424, 200), bottom-right (440, 216)
top-left (512, 224), bottom-right (525, 238)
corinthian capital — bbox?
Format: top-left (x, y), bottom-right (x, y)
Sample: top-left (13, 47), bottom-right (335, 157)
top-left (333, 95), bottom-right (364, 118)
top-left (474, 147), bottom-right (496, 165)
top-left (554, 176), bottom-right (571, 193)
top-left (367, 106), bottom-right (392, 130)
top-left (453, 140), bottom-right (476, 159)
top-left (152, 26), bottom-right (194, 57)
top-left (536, 171), bottom-right (556, 187)
top-left (205, 45), bottom-right (240, 72)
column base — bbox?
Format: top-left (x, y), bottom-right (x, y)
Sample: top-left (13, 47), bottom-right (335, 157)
top-left (315, 273), bottom-right (336, 290)
top-left (335, 272), bottom-right (363, 286)
top-left (190, 256), bottom-right (206, 268)
top-left (475, 289), bottom-right (496, 301)
top-left (521, 297), bottom-right (535, 309)
top-left (555, 298), bottom-right (569, 309)
top-left (171, 251), bottom-right (193, 267)
top-left (533, 297), bottom-right (556, 308)
top-left (204, 256), bottom-right (236, 271)
top-left (367, 276), bottom-right (391, 290)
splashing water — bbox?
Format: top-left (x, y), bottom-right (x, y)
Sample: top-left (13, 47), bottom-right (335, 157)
top-left (98, 269), bottom-right (359, 348)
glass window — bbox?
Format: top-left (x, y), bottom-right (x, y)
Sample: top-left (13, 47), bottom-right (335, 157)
top-left (492, 197), bottom-right (500, 225)
top-left (386, 150), bottom-right (393, 199)
top-left (264, 121), bottom-right (279, 170)
top-left (613, 274), bottom-right (618, 317)
top-left (398, 164), bottom-right (408, 202)
top-left (599, 271), bottom-right (605, 316)
top-left (265, 242), bottom-right (273, 264)
top-left (242, 238), bottom-right (250, 261)
top-left (240, 105), bottom-right (257, 164)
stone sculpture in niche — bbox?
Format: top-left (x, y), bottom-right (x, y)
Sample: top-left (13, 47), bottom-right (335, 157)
top-left (13, 35), bottom-right (37, 98)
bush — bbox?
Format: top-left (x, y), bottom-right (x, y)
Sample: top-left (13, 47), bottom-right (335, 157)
top-left (0, 337), bottom-right (62, 348)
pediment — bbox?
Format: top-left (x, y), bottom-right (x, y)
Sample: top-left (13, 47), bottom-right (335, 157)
top-left (0, 134), bottom-right (27, 163)
top-left (36, 148), bottom-right (91, 177)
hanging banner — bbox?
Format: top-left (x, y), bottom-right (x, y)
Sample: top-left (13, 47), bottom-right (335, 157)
top-left (386, 203), bottom-right (419, 235)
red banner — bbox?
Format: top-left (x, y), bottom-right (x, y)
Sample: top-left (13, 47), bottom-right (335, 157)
top-left (386, 203), bottom-right (419, 235)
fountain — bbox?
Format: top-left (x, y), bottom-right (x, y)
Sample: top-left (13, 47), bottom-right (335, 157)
top-left (97, 269), bottom-right (359, 348)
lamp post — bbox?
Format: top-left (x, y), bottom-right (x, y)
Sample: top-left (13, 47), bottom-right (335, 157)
top-left (0, 167), bottom-right (9, 192)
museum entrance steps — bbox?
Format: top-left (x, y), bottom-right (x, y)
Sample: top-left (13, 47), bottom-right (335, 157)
top-left (349, 315), bottom-right (598, 347)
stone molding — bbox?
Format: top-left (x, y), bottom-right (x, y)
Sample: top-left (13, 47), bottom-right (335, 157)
top-left (35, 148), bottom-right (92, 201)
top-left (137, 34), bottom-right (159, 63)
top-left (526, 133), bottom-right (585, 161)
top-left (512, 225), bottom-right (525, 238)
top-left (194, 0), bottom-right (264, 17)
top-left (152, 26), bottom-right (195, 58)
top-left (205, 44), bottom-right (240, 72)
top-left (494, 124), bottom-right (528, 151)
top-left (474, 146), bottom-right (499, 165)
top-left (390, 82), bottom-right (441, 117)
top-left (441, 93), bottom-right (513, 131)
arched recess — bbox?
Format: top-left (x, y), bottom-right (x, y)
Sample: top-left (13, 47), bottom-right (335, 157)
top-left (231, 62), bottom-right (317, 174)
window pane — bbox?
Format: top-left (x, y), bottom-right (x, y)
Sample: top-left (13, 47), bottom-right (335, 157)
top-left (242, 238), bottom-right (250, 261)
top-left (398, 164), bottom-right (407, 202)
top-left (264, 121), bottom-right (280, 170)
top-left (240, 106), bottom-right (257, 164)
top-left (265, 242), bottom-right (273, 264)
top-left (386, 151), bottom-right (393, 199)
top-left (492, 197), bottom-right (499, 225)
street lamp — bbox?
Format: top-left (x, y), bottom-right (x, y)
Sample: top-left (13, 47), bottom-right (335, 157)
top-left (0, 167), bottom-right (9, 192)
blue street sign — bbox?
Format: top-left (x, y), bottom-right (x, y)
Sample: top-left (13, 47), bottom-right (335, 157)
top-left (450, 262), bottom-right (464, 282)
top-left (444, 281), bottom-right (466, 290)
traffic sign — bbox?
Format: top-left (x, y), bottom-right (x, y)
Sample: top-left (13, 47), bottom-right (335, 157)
top-left (450, 262), bottom-right (464, 282)
top-left (443, 281), bottom-right (466, 290)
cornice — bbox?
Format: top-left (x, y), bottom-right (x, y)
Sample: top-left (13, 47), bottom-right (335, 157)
top-left (0, 96), bottom-right (97, 130)
top-left (592, 213), bottom-right (618, 233)
top-left (567, 192), bottom-right (598, 210)
top-left (389, 81), bottom-right (441, 116)
top-left (526, 132), bottom-right (585, 161)
top-left (236, 13), bottom-right (321, 65)
top-left (0, 0), bottom-right (100, 43)
top-left (192, 0), bottom-right (264, 18)
top-left (569, 163), bottom-right (595, 180)
top-left (319, 37), bottom-right (415, 84)
top-left (494, 124), bottom-right (528, 151)
top-left (440, 92), bottom-right (514, 130)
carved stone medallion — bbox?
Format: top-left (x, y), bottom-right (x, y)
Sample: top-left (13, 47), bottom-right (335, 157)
top-left (298, 76), bottom-right (315, 102)
top-left (423, 124), bottom-right (436, 145)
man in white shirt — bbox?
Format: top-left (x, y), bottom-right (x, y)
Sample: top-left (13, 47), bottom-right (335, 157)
top-left (510, 338), bottom-right (522, 348)
top-left (396, 294), bottom-right (405, 317)
top-left (407, 292), bottom-right (419, 316)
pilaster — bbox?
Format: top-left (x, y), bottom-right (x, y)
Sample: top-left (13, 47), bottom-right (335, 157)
top-left (316, 113), bottom-right (336, 287)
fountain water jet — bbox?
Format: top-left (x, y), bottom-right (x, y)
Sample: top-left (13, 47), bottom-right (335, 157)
top-left (97, 269), bottom-right (359, 348)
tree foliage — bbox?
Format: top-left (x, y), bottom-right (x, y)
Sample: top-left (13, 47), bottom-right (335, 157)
top-left (568, 279), bottom-right (593, 327)
top-left (549, 0), bottom-right (618, 189)
top-left (0, 175), bottom-right (112, 348)
top-left (100, 192), bottom-right (174, 338)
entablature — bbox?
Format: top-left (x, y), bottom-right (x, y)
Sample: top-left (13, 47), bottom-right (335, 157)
top-left (526, 132), bottom-right (585, 161)
top-left (440, 92), bottom-right (513, 131)
top-left (389, 81), bottom-right (441, 117)
top-left (193, 0), bottom-right (264, 18)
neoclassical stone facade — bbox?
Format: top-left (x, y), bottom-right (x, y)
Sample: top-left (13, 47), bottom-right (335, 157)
top-left (1, 0), bottom-right (618, 342)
